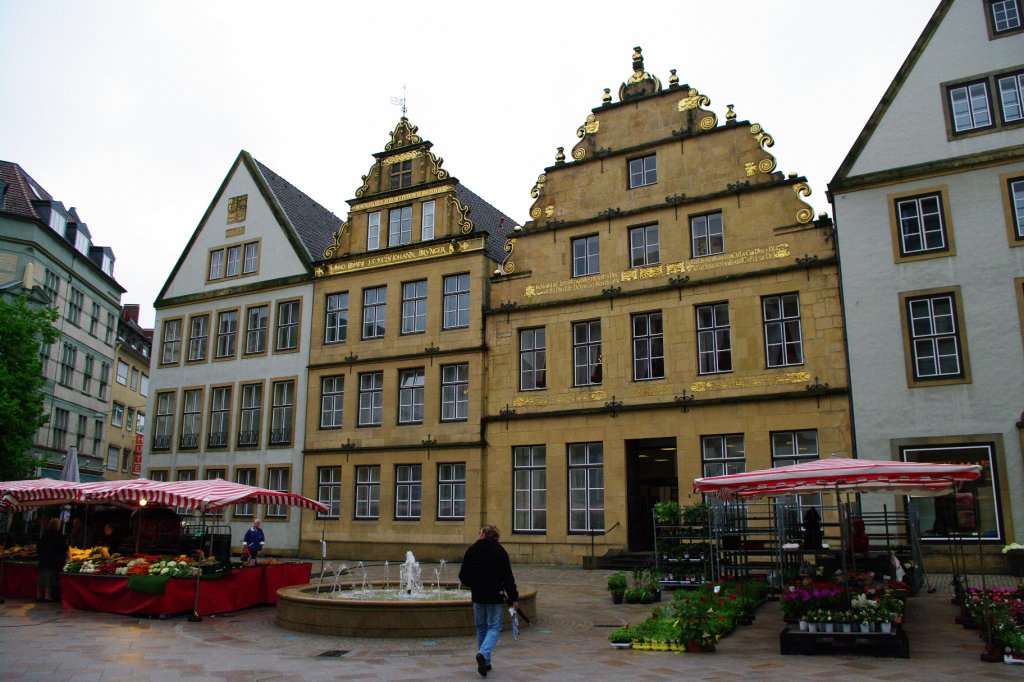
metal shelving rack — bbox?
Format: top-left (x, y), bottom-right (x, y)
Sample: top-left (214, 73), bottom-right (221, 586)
top-left (653, 510), bottom-right (718, 589)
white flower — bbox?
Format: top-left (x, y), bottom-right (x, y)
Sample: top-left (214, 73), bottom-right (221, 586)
top-left (161, 568), bottom-right (169, 575)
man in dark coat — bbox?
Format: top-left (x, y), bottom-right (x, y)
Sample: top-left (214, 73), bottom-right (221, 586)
top-left (459, 524), bottom-right (519, 677)
top-left (37, 518), bottom-right (67, 601)
top-left (242, 519), bottom-right (265, 565)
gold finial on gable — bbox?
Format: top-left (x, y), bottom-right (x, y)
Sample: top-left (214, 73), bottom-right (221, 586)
top-left (385, 118), bottom-right (423, 151)
top-left (619, 46), bottom-right (662, 101)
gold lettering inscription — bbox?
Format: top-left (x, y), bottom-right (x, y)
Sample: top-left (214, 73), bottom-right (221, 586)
top-left (353, 184), bottom-right (454, 210)
top-left (525, 272), bottom-right (620, 298)
top-left (690, 371), bottom-right (810, 392)
top-left (225, 226), bottom-right (246, 238)
top-left (317, 238), bottom-right (485, 277)
top-left (512, 390), bottom-right (607, 408)
top-left (628, 384), bottom-right (673, 398)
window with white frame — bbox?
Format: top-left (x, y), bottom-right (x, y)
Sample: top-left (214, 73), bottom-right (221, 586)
top-left (275, 300), bottom-right (300, 351)
top-left (1010, 177), bottom-right (1024, 240)
top-left (395, 464), bottom-right (422, 519)
top-left (180, 389), bottom-right (202, 449)
top-left (130, 368), bottom-right (139, 391)
top-left (696, 302), bottom-right (732, 374)
top-left (106, 445), bottom-right (119, 471)
top-left (948, 80), bottom-right (993, 133)
top-left (317, 467), bottom-right (341, 519)
top-left (225, 245), bottom-right (242, 278)
top-left (153, 392), bottom-right (174, 450)
top-left (438, 462), bottom-right (466, 519)
top-left (75, 414), bottom-right (87, 451)
top-left (215, 310), bottom-right (239, 358)
top-left (140, 373), bottom-right (149, 397)
top-left (98, 362), bottom-right (109, 399)
top-left (67, 288), bottom-right (83, 326)
top-left (245, 305), bottom-right (268, 355)
top-left (160, 319), bottom-right (183, 366)
top-left (401, 280), bottom-right (427, 334)
top-left (89, 302), bottom-right (100, 336)
top-left (92, 419), bottom-right (103, 454)
top-left (59, 343), bottom-right (76, 387)
top-left (126, 407), bottom-right (135, 433)
top-left (513, 445), bottom-right (546, 532)
top-left (325, 292), bottom-right (348, 343)
top-left (269, 380), bottom-right (294, 445)
top-left (771, 429), bottom-right (821, 527)
top-left (443, 274), bottom-right (470, 329)
top-left (998, 70), bottom-right (1024, 123)
top-left (208, 386), bottom-right (231, 448)
top-left (116, 359), bottom-right (129, 385)
top-left (389, 205), bottom-right (413, 246)
top-left (896, 193), bottom-right (948, 255)
top-left (362, 286), bottom-right (387, 339)
top-left (571, 235), bottom-right (599, 277)
top-left (906, 292), bottom-right (963, 379)
top-left (701, 434), bottom-right (745, 477)
top-left (209, 249), bottom-right (224, 280)
top-left (358, 371), bottom-right (383, 426)
top-left (691, 212), bottom-right (724, 257)
top-left (398, 368), bottom-right (425, 424)
top-left (188, 315), bottom-right (209, 361)
top-left (52, 408), bottom-right (68, 449)
top-left (266, 467), bottom-right (289, 518)
top-left (989, 0), bottom-right (1022, 34)
top-left (421, 200), bottom-right (435, 240)
top-left (320, 375), bottom-right (344, 429)
top-left (238, 383), bottom-right (262, 447)
top-left (441, 363), bottom-right (469, 421)
top-left (43, 269), bottom-right (60, 306)
top-left (112, 402), bottom-right (124, 428)
top-left (519, 328), bottom-right (546, 390)
top-left (573, 320), bottom-right (602, 387)
top-left (234, 468), bottom-right (256, 517)
top-left (568, 442), bottom-right (604, 532)
top-left (149, 470), bottom-right (168, 482)
top-left (105, 312), bottom-right (115, 345)
top-left (631, 311), bottom-right (664, 380)
top-left (628, 154), bottom-right (657, 188)
top-left (367, 211), bottom-right (382, 251)
top-left (763, 294), bottom-right (803, 367)
top-left (135, 412), bottom-right (144, 434)
top-left (243, 242), bottom-right (259, 274)
top-left (355, 465), bottom-right (381, 519)
top-left (629, 224), bottom-right (660, 267)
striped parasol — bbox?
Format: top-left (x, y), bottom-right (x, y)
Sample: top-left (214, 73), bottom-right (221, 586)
top-left (87, 477), bottom-right (329, 513)
top-left (693, 456), bottom-right (982, 500)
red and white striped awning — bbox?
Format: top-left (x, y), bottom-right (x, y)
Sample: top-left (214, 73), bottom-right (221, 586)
top-left (0, 479), bottom-right (84, 508)
top-left (87, 478), bottom-right (329, 514)
top-left (693, 457), bottom-right (982, 500)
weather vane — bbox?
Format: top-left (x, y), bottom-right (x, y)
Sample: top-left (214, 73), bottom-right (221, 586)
top-left (390, 84), bottom-right (408, 118)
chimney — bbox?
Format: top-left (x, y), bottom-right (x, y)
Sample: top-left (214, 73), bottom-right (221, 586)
top-left (121, 304), bottom-right (140, 325)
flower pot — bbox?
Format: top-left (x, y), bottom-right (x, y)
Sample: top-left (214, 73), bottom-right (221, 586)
top-left (1007, 553), bottom-right (1024, 578)
top-left (880, 622), bottom-right (892, 634)
top-left (612, 592), bottom-right (624, 605)
top-left (610, 642), bottom-right (632, 649)
top-left (861, 622), bottom-right (871, 633)
top-left (687, 640), bottom-right (702, 653)
top-left (798, 620), bottom-right (808, 632)
top-left (823, 623), bottom-right (834, 633)
top-left (808, 623), bottom-right (819, 633)
top-left (841, 623), bottom-right (853, 633)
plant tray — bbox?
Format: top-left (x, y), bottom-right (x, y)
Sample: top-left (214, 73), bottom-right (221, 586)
top-left (780, 626), bottom-right (909, 658)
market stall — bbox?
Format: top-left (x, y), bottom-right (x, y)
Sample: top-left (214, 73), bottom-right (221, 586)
top-left (0, 477), bottom-right (327, 617)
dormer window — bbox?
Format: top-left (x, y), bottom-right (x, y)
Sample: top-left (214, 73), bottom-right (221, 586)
top-left (49, 207), bottom-right (67, 234)
top-left (390, 160), bottom-right (412, 190)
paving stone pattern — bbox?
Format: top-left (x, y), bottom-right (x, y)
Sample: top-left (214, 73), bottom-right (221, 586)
top-left (0, 564), bottom-right (1019, 681)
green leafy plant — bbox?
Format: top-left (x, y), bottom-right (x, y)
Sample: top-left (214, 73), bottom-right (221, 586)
top-left (608, 625), bottom-right (634, 643)
top-left (653, 501), bottom-right (681, 524)
top-left (681, 502), bottom-right (710, 525)
top-left (607, 571), bottom-right (627, 594)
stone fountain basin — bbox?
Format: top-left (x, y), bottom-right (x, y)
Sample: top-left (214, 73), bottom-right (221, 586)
top-left (274, 581), bottom-right (537, 637)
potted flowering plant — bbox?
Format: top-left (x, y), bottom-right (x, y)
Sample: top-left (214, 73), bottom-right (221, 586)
top-left (1003, 543), bottom-right (1024, 577)
top-left (608, 625), bottom-right (634, 648)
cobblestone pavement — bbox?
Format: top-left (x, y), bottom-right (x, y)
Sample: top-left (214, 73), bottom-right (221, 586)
top-left (0, 564), bottom-right (1021, 681)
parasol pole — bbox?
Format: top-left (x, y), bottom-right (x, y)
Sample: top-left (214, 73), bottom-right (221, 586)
top-left (836, 481), bottom-right (850, 608)
top-left (188, 501), bottom-right (206, 623)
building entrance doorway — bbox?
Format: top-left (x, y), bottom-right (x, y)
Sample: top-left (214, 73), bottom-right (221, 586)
top-left (626, 438), bottom-right (678, 551)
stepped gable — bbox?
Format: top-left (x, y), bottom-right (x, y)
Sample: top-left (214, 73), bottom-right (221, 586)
top-left (253, 158), bottom-right (343, 261)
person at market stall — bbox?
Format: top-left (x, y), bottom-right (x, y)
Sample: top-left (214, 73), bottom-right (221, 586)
top-left (850, 517), bottom-right (871, 559)
top-left (66, 517), bottom-right (92, 549)
top-left (242, 519), bottom-right (265, 565)
top-left (459, 523), bottom-right (519, 678)
top-left (36, 518), bottom-right (67, 602)
top-left (98, 524), bottom-right (120, 553)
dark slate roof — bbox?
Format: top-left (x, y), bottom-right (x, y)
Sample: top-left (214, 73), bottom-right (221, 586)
top-left (455, 184), bottom-right (517, 264)
top-left (0, 160), bottom-right (48, 220)
top-left (252, 158), bottom-right (342, 261)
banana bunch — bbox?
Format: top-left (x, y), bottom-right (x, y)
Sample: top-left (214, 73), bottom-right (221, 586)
top-left (67, 546), bottom-right (110, 562)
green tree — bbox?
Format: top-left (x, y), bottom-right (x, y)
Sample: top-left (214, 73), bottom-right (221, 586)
top-left (0, 295), bottom-right (59, 480)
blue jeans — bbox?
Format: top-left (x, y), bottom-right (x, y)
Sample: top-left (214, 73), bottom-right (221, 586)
top-left (473, 602), bottom-right (504, 663)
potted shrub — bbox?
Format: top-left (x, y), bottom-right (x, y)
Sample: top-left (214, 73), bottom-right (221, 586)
top-left (625, 587), bottom-right (653, 604)
top-left (607, 572), bottom-right (627, 604)
top-left (1003, 542), bottom-right (1024, 577)
top-left (608, 625), bottom-right (633, 648)
top-left (653, 501), bottom-right (681, 525)
top-left (681, 502), bottom-right (710, 525)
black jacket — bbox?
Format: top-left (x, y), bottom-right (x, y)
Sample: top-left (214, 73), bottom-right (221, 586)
top-left (459, 538), bottom-right (518, 604)
top-left (38, 529), bottom-right (68, 571)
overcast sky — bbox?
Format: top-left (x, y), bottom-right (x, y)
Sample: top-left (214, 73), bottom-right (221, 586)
top-left (0, 0), bottom-right (938, 328)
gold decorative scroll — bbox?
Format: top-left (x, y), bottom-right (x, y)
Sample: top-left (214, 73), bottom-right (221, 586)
top-left (447, 194), bottom-right (475, 234)
top-left (524, 244), bottom-right (792, 298)
top-left (428, 152), bottom-right (449, 181)
top-left (323, 221), bottom-right (350, 259)
top-left (576, 114), bottom-right (600, 138)
top-left (353, 184), bottom-right (454, 210)
top-left (793, 182), bottom-right (814, 224)
top-left (354, 174), bottom-right (371, 198)
top-left (382, 149), bottom-right (423, 165)
top-left (385, 119), bottom-right (422, 151)
top-left (690, 371), bottom-right (810, 393)
top-left (750, 123), bottom-right (775, 149)
top-left (530, 174), bottom-right (547, 199)
top-left (678, 88), bottom-right (710, 111)
top-left (502, 238), bottom-right (516, 274)
top-left (315, 237), bottom-right (485, 277)
top-left (745, 158), bottom-right (777, 176)
top-left (512, 390), bottom-right (606, 408)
